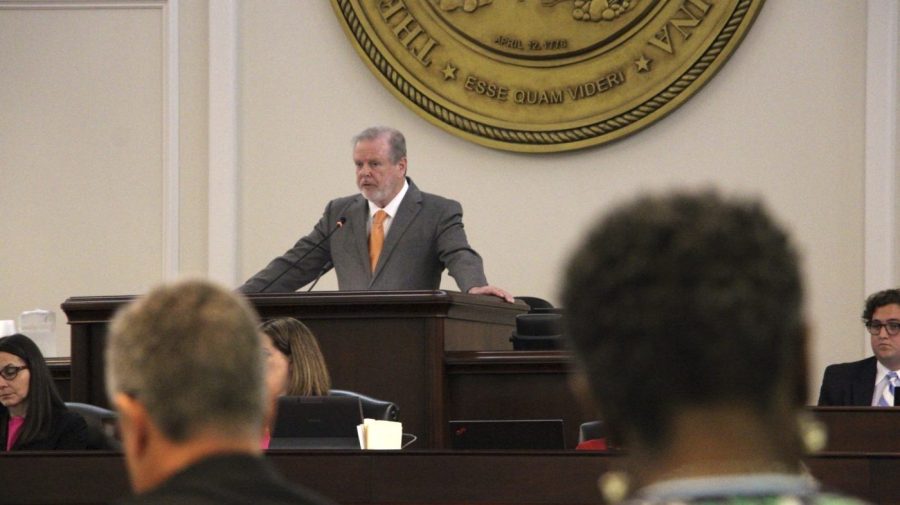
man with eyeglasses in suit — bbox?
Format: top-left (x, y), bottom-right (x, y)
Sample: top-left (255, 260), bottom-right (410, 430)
top-left (818, 289), bottom-right (900, 406)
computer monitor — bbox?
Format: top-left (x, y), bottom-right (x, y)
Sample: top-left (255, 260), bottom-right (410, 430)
top-left (269, 395), bottom-right (363, 449)
top-left (449, 419), bottom-right (566, 450)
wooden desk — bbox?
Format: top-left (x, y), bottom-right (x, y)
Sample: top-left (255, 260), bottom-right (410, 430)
top-left (3, 450), bottom-right (899, 505)
top-left (46, 357), bottom-right (72, 402)
top-left (446, 350), bottom-right (592, 448)
top-left (62, 291), bottom-right (592, 449)
top-left (55, 292), bottom-right (900, 454)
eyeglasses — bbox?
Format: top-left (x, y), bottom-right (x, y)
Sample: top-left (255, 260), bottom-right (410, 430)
top-left (0, 365), bottom-right (28, 381)
top-left (866, 320), bottom-right (900, 337)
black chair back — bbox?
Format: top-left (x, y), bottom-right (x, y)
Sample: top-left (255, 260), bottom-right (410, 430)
top-left (65, 402), bottom-right (120, 450)
top-left (329, 389), bottom-right (399, 421)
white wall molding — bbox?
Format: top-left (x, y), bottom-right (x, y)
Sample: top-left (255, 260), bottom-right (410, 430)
top-left (864, 0), bottom-right (899, 297)
top-left (0, 0), bottom-right (181, 281)
top-left (163, 0), bottom-right (180, 279)
top-left (208, 0), bottom-right (239, 285)
top-left (0, 1), bottom-right (164, 9)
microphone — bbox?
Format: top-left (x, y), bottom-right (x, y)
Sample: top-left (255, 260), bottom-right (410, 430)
top-left (258, 218), bottom-right (346, 293)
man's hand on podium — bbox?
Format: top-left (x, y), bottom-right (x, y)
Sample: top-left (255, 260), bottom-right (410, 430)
top-left (468, 285), bottom-right (514, 303)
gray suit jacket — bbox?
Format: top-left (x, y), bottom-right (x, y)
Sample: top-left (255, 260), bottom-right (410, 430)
top-left (239, 179), bottom-right (488, 293)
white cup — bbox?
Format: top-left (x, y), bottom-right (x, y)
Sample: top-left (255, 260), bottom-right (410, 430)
top-left (0, 320), bottom-right (16, 337)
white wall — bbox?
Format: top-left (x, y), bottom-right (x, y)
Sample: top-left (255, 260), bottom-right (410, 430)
top-left (1, 1), bottom-right (897, 403)
top-left (0, 2), bottom-right (168, 355)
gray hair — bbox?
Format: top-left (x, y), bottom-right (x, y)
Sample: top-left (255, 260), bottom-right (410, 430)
top-left (352, 126), bottom-right (406, 164)
top-left (105, 279), bottom-right (265, 441)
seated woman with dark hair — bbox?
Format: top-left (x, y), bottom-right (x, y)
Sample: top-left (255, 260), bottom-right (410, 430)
top-left (0, 333), bottom-right (88, 451)
top-left (259, 317), bottom-right (332, 448)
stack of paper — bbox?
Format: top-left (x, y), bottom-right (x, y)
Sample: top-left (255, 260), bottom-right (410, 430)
top-left (357, 418), bottom-right (402, 449)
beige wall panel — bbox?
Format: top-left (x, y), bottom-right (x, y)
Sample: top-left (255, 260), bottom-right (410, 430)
top-left (239, 1), bottom-right (867, 402)
top-left (0, 5), bottom-right (164, 355)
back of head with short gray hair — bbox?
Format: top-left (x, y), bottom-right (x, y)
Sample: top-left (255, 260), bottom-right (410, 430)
top-left (352, 126), bottom-right (406, 164)
top-left (105, 279), bottom-right (265, 442)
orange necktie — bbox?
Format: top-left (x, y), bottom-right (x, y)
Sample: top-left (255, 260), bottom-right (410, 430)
top-left (369, 210), bottom-right (388, 272)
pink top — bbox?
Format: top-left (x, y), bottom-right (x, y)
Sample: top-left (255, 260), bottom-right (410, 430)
top-left (6, 416), bottom-right (25, 451)
top-left (261, 428), bottom-right (271, 450)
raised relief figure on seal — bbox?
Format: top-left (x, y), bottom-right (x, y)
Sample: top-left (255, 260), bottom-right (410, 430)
top-left (433, 0), bottom-right (493, 13)
top-left (569, 0), bottom-right (637, 22)
top-left (433, 0), bottom-right (636, 22)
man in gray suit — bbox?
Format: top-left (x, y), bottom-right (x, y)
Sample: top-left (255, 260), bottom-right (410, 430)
top-left (240, 126), bottom-right (512, 302)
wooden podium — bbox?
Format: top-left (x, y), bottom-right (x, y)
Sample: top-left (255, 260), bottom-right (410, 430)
top-left (812, 407), bottom-right (900, 453)
top-left (63, 290), bottom-right (564, 448)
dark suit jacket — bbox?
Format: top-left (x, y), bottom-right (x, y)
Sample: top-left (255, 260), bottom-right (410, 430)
top-left (118, 453), bottom-right (336, 505)
top-left (817, 356), bottom-right (877, 406)
top-left (240, 178), bottom-right (488, 293)
top-left (1, 405), bottom-right (88, 450)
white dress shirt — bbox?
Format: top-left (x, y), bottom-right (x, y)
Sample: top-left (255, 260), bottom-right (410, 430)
top-left (366, 179), bottom-right (409, 238)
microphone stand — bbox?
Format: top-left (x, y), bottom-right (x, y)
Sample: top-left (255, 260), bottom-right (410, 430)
top-left (306, 261), bottom-right (333, 292)
top-left (258, 218), bottom-right (346, 293)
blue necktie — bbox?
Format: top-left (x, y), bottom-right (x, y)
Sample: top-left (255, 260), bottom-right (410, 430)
top-left (877, 371), bottom-right (899, 407)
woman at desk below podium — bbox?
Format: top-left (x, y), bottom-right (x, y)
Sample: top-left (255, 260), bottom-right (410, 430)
top-left (0, 333), bottom-right (87, 451)
top-left (260, 317), bottom-right (332, 448)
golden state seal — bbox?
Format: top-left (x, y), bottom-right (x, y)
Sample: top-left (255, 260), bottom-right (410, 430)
top-left (333, 0), bottom-right (764, 152)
